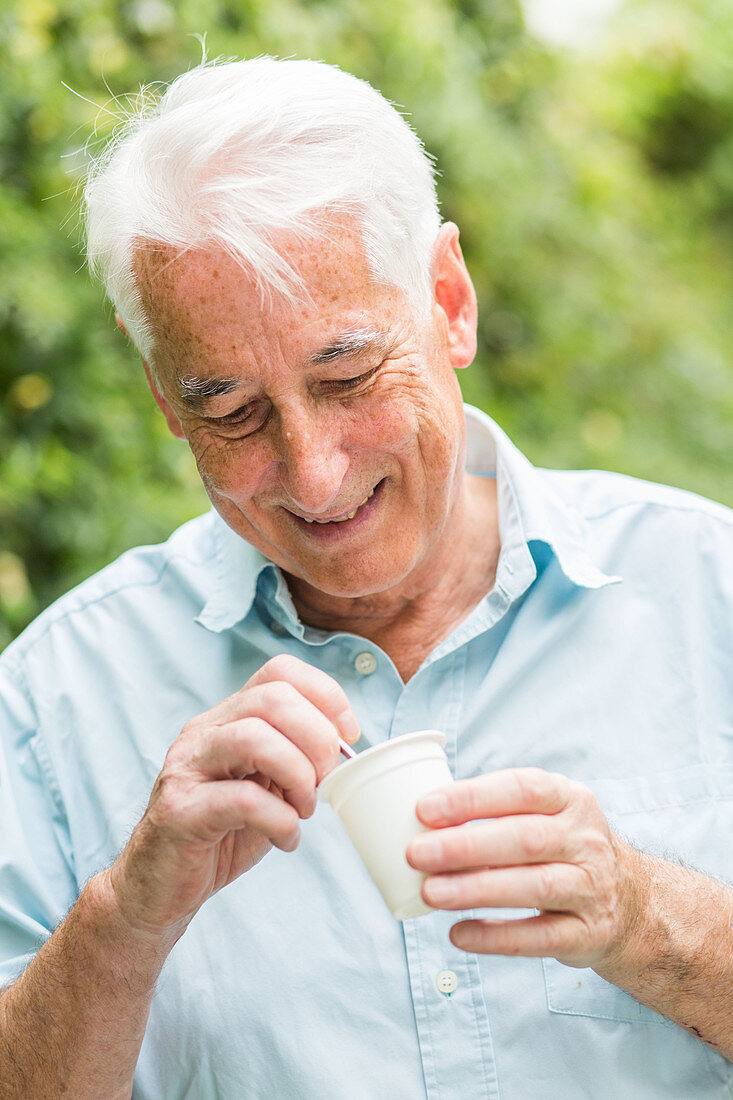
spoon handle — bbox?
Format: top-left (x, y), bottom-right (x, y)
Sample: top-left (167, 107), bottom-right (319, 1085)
top-left (338, 737), bottom-right (357, 760)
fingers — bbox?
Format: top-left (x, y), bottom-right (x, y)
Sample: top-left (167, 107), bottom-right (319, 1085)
top-left (422, 862), bottom-right (589, 911)
top-left (188, 717), bottom-right (319, 818)
top-left (231, 684), bottom-right (348, 782)
top-left (184, 779), bottom-right (302, 852)
top-left (407, 814), bottom-right (573, 873)
top-left (406, 768), bottom-right (621, 968)
top-left (415, 768), bottom-right (571, 829)
top-left (172, 655), bottom-right (362, 808)
top-left (236, 654), bottom-right (360, 743)
top-left (448, 912), bottom-right (586, 959)
top-left (194, 682), bottom-right (344, 777)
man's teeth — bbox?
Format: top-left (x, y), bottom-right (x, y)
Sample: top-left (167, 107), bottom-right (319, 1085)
top-left (303, 487), bottom-right (375, 524)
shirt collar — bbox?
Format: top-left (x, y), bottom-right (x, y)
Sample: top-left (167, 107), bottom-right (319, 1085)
top-left (195, 517), bottom-right (272, 633)
top-left (196, 404), bottom-right (620, 633)
top-left (464, 404), bottom-right (620, 592)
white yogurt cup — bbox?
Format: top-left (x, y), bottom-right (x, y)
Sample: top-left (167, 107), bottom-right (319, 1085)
top-left (317, 730), bottom-right (452, 921)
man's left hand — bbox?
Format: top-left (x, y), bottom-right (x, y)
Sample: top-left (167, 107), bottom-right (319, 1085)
top-left (406, 767), bottom-right (640, 969)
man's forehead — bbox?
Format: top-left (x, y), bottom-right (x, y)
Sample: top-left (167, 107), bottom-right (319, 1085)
top-left (133, 216), bottom-right (368, 299)
top-left (132, 227), bottom-right (405, 395)
top-left (133, 243), bottom-right (239, 306)
top-left (133, 242), bottom-right (187, 290)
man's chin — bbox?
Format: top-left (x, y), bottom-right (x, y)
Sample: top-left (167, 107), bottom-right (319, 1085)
top-left (282, 557), bottom-right (417, 605)
top-left (284, 567), bottom-right (400, 601)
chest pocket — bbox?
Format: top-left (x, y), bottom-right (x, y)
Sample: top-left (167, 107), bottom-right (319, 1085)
top-left (543, 764), bottom-right (733, 1027)
top-left (543, 959), bottom-right (675, 1027)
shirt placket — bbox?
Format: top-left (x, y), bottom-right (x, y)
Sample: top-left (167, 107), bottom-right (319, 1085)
top-left (391, 650), bottom-right (502, 1100)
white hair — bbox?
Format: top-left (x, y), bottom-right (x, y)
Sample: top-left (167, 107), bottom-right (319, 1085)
top-left (83, 56), bottom-right (442, 362)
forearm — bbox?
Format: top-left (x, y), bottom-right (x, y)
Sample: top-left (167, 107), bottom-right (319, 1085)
top-left (596, 844), bottom-right (733, 1058)
top-left (0, 869), bottom-right (175, 1099)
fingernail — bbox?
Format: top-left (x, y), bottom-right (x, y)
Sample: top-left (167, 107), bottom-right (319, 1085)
top-left (424, 876), bottom-right (457, 904)
top-left (283, 828), bottom-right (301, 852)
top-left (410, 833), bottom-right (441, 863)
top-left (336, 707), bottom-right (360, 743)
top-left (304, 790), bottom-right (317, 818)
top-left (450, 925), bottom-right (471, 950)
top-left (419, 791), bottom-right (449, 820)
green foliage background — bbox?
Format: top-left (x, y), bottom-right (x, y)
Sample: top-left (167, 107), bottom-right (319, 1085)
top-left (1, 0), bottom-right (732, 650)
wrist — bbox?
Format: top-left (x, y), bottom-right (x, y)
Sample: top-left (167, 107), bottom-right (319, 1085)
top-left (594, 843), bottom-right (729, 995)
top-left (83, 869), bottom-right (184, 973)
top-left (593, 839), bottom-right (655, 983)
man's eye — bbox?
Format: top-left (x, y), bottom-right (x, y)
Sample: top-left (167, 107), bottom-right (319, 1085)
top-left (209, 400), bottom-right (269, 432)
top-left (330, 365), bottom-right (380, 392)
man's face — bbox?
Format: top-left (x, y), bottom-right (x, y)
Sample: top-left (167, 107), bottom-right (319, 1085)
top-left (136, 222), bottom-right (476, 605)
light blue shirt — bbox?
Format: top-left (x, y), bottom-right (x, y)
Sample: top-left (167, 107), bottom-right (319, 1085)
top-left (1, 405), bottom-right (732, 1099)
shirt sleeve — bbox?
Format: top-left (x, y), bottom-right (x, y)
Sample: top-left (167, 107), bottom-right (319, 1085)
top-left (0, 658), bottom-right (78, 986)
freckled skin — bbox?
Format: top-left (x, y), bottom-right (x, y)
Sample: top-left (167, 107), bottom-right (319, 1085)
top-left (134, 222), bottom-right (499, 670)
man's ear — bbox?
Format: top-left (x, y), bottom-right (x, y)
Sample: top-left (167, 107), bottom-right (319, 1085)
top-left (116, 312), bottom-right (186, 440)
top-left (430, 223), bottom-right (478, 371)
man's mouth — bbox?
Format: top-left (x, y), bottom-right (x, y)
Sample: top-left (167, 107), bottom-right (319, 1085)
top-left (299, 486), bottom-right (376, 524)
top-left (285, 479), bottom-right (386, 535)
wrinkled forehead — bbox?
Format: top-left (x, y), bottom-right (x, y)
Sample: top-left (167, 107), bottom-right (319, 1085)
top-left (131, 223), bottom-right (409, 376)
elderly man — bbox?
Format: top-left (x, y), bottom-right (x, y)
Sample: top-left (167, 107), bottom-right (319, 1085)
top-left (1, 56), bottom-right (732, 1099)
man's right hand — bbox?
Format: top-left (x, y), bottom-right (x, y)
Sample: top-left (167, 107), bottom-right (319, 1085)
top-left (102, 654), bottom-right (360, 945)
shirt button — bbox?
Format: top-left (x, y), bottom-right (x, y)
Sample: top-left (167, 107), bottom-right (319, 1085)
top-left (354, 651), bottom-right (377, 675)
top-left (436, 970), bottom-right (458, 995)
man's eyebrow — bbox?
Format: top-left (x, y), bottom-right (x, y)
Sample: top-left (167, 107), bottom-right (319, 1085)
top-left (176, 374), bottom-right (243, 408)
top-left (174, 328), bottom-right (391, 408)
top-left (307, 327), bottom-right (392, 366)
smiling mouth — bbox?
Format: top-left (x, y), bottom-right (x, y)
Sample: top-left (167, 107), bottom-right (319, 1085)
top-left (286, 479), bottom-right (385, 529)
top-left (299, 486), bottom-right (376, 524)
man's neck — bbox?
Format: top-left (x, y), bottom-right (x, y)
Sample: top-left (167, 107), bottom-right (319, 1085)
top-left (285, 475), bottom-right (500, 681)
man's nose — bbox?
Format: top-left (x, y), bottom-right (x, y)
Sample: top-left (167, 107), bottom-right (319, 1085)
top-left (276, 408), bottom-right (350, 515)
